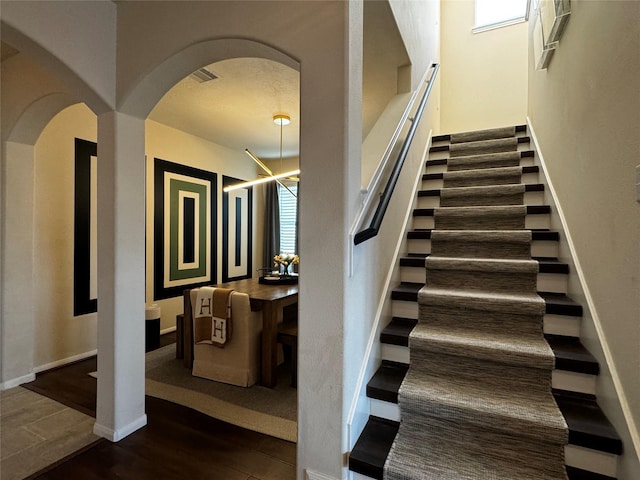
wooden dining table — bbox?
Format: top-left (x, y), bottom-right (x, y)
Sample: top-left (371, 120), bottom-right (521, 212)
top-left (181, 278), bottom-right (298, 388)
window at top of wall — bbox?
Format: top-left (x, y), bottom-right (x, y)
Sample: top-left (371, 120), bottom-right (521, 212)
top-left (474, 0), bottom-right (529, 33)
top-left (278, 182), bottom-right (298, 255)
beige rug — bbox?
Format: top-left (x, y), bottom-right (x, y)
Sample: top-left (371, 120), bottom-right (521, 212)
top-left (145, 344), bottom-right (297, 442)
top-left (0, 387), bottom-right (100, 480)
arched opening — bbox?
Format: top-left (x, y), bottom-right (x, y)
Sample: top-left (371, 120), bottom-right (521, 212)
top-left (3, 33), bottom-right (301, 446)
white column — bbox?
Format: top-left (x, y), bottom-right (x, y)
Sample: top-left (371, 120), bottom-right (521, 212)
top-left (93, 111), bottom-right (147, 441)
top-left (0, 142), bottom-right (36, 389)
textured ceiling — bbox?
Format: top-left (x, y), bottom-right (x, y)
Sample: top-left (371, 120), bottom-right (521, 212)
top-left (149, 57), bottom-right (300, 160)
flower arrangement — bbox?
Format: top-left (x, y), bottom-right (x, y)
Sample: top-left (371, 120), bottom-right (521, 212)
top-left (274, 253), bottom-right (299, 276)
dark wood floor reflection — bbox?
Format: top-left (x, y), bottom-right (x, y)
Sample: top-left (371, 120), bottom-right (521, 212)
top-left (24, 333), bottom-right (296, 480)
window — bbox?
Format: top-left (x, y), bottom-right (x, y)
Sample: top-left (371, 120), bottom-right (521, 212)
top-left (474, 0), bottom-right (529, 32)
top-left (278, 183), bottom-right (298, 254)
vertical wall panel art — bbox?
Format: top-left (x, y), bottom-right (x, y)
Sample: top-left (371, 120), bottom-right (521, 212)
top-left (154, 158), bottom-right (217, 300)
top-left (222, 176), bottom-right (253, 282)
top-left (74, 138), bottom-right (98, 316)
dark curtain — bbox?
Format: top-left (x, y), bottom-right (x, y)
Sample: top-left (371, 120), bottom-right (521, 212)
top-left (263, 182), bottom-right (280, 269)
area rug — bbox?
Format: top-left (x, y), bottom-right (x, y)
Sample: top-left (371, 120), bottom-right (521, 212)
top-left (144, 344), bottom-right (297, 442)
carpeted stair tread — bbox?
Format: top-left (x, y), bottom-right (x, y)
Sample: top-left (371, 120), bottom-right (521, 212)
top-left (419, 287), bottom-right (546, 316)
top-left (363, 363), bottom-right (620, 456)
top-left (448, 137), bottom-right (519, 157)
top-left (449, 125), bottom-right (517, 144)
top-left (414, 204), bottom-right (549, 215)
top-left (443, 165), bottom-right (524, 187)
top-left (384, 415), bottom-right (567, 480)
top-left (408, 228), bottom-right (558, 240)
top-left (393, 282), bottom-right (581, 317)
top-left (401, 253), bottom-right (569, 274)
top-left (420, 183), bottom-right (544, 197)
top-left (424, 165), bottom-right (539, 183)
top-left (425, 256), bottom-right (539, 293)
top-left (429, 229), bottom-right (533, 259)
top-left (440, 184), bottom-right (527, 207)
top-left (410, 323), bottom-right (554, 370)
top-left (350, 419), bottom-right (613, 480)
top-left (398, 366), bottom-right (568, 444)
top-left (426, 150), bottom-right (535, 170)
top-left (380, 317), bottom-right (418, 346)
top-left (426, 256), bottom-right (540, 274)
top-left (434, 205), bottom-right (527, 230)
top-left (380, 321), bottom-right (597, 377)
top-left (431, 126), bottom-right (527, 144)
top-left (447, 150), bottom-right (521, 170)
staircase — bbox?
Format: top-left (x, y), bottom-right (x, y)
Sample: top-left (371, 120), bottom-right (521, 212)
top-left (349, 126), bottom-right (623, 479)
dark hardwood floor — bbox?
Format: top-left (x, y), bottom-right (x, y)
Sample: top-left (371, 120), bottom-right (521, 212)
top-left (22, 333), bottom-right (296, 480)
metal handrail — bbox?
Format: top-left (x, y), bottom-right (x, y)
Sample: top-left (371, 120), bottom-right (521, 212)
top-left (353, 63), bottom-right (439, 245)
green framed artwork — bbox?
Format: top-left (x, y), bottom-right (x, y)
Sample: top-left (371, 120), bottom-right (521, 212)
top-left (154, 158), bottom-right (217, 300)
top-left (222, 176), bottom-right (253, 282)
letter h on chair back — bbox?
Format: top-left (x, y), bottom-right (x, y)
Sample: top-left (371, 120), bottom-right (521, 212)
top-left (184, 288), bottom-right (263, 387)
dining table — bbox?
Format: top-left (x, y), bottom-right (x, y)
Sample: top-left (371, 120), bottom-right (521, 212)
top-left (180, 278), bottom-right (298, 388)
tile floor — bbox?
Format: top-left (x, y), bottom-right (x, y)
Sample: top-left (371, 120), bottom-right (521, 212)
top-left (0, 387), bottom-right (99, 480)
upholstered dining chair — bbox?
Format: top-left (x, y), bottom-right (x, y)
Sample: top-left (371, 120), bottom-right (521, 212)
top-left (189, 288), bottom-right (263, 387)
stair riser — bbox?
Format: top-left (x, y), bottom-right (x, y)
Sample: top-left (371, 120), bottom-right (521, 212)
top-left (425, 156), bottom-right (536, 175)
top-left (413, 210), bottom-right (549, 229)
top-left (421, 171), bottom-right (540, 190)
top-left (416, 191), bottom-right (545, 209)
top-left (407, 238), bottom-right (559, 258)
top-left (565, 444), bottom-right (619, 478)
top-left (391, 301), bottom-right (581, 337)
top-left (379, 343), bottom-right (596, 395)
top-left (400, 267), bottom-right (567, 294)
top-left (427, 140), bottom-right (532, 162)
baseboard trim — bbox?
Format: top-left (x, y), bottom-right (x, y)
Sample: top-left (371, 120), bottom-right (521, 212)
top-left (346, 130), bottom-right (433, 448)
top-left (1, 372), bottom-right (36, 390)
top-left (305, 469), bottom-right (339, 480)
top-left (93, 414), bottom-right (147, 442)
top-left (34, 349), bottom-right (98, 374)
top-left (527, 116), bottom-right (640, 462)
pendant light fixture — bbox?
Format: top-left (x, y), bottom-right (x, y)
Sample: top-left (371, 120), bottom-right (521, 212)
top-left (224, 114), bottom-right (299, 196)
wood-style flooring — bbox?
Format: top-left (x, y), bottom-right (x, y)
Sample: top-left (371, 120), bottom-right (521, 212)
top-left (22, 333), bottom-right (296, 480)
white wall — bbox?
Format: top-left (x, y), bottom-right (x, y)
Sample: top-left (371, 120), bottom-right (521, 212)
top-left (527, 1), bottom-right (640, 477)
top-left (345, 1), bottom-right (441, 475)
top-left (439, 0), bottom-right (528, 133)
top-left (29, 106), bottom-right (264, 370)
top-left (33, 104), bottom-right (98, 368)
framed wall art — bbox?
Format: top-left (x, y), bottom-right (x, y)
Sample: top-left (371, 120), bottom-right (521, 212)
top-left (74, 138), bottom-right (98, 316)
top-left (222, 176), bottom-right (253, 282)
top-left (154, 158), bottom-right (217, 300)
